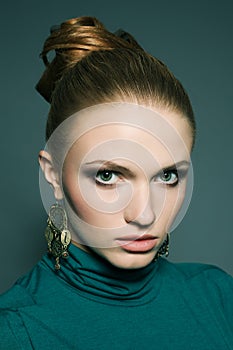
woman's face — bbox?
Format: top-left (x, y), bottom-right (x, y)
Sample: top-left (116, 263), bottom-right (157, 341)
top-left (44, 103), bottom-right (193, 269)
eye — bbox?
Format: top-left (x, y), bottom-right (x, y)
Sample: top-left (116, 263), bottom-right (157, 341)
top-left (95, 169), bottom-right (120, 186)
top-left (157, 170), bottom-right (179, 186)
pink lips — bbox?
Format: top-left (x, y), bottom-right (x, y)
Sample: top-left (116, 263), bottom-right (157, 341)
top-left (115, 234), bottom-right (158, 253)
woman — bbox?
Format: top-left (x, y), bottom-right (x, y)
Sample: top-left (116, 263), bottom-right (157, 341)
top-left (0, 16), bottom-right (232, 349)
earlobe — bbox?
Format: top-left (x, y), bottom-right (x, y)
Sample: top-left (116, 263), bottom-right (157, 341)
top-left (38, 150), bottom-right (63, 200)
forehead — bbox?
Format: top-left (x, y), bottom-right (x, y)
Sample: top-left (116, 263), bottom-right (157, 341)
top-left (48, 103), bottom-right (192, 167)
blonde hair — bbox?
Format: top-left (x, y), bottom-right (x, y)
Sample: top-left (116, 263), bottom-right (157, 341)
top-left (36, 16), bottom-right (196, 146)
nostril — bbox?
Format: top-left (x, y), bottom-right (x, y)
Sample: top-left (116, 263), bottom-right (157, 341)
top-left (124, 203), bottom-right (156, 227)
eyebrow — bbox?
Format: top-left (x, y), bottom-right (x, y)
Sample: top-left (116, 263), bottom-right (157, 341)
top-left (84, 160), bottom-right (190, 174)
top-left (161, 160), bottom-right (190, 170)
top-left (84, 160), bottom-right (135, 177)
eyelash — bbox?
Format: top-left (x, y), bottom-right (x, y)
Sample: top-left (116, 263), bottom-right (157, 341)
top-left (95, 168), bottom-right (184, 188)
top-left (95, 169), bottom-right (122, 187)
top-left (157, 169), bottom-right (179, 187)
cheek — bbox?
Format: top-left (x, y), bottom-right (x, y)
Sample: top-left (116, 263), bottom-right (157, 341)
top-left (62, 171), bottom-right (123, 227)
top-left (95, 187), bottom-right (120, 203)
top-left (62, 167), bottom-right (87, 219)
top-left (165, 185), bottom-right (187, 231)
top-left (153, 184), bottom-right (186, 226)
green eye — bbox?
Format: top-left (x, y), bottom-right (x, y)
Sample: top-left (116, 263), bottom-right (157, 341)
top-left (99, 170), bottom-right (113, 182)
top-left (95, 169), bottom-right (119, 185)
top-left (162, 172), bottom-right (172, 181)
top-left (159, 170), bottom-right (178, 185)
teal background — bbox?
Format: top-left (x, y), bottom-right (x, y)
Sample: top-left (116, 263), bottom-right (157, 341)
top-left (1, 0), bottom-right (232, 293)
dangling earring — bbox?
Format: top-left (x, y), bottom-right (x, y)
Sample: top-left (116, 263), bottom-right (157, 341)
top-left (155, 234), bottom-right (170, 261)
top-left (45, 203), bottom-right (71, 270)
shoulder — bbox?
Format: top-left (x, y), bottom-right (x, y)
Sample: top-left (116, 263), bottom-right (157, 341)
top-left (0, 312), bottom-right (22, 349)
top-left (0, 283), bottom-right (35, 349)
top-left (160, 258), bottom-right (233, 283)
top-left (159, 257), bottom-right (233, 287)
top-left (0, 260), bottom-right (60, 348)
top-left (0, 261), bottom-right (45, 311)
top-left (0, 258), bottom-right (60, 312)
top-left (159, 258), bottom-right (233, 309)
top-left (0, 276), bottom-right (36, 311)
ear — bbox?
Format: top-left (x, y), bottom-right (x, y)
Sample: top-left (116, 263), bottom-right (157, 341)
top-left (38, 150), bottom-right (63, 200)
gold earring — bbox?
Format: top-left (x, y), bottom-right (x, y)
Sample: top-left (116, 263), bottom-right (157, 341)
top-left (155, 234), bottom-right (170, 261)
top-left (45, 203), bottom-right (71, 270)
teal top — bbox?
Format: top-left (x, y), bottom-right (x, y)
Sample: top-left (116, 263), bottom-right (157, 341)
top-left (0, 243), bottom-right (233, 350)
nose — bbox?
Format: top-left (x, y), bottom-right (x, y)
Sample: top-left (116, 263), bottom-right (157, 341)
top-left (124, 183), bottom-right (156, 227)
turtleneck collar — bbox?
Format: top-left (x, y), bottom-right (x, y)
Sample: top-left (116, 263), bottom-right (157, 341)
top-left (41, 243), bottom-right (163, 306)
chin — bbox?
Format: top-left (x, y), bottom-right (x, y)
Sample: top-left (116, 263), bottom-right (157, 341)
top-left (95, 247), bottom-right (157, 270)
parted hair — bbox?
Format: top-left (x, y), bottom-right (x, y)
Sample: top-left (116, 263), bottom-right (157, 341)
top-left (36, 16), bottom-right (196, 145)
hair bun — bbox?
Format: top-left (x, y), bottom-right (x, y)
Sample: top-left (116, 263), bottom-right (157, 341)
top-left (36, 16), bottom-right (142, 103)
top-left (114, 29), bottom-right (140, 47)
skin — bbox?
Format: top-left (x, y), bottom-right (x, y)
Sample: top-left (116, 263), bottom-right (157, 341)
top-left (39, 103), bottom-right (193, 270)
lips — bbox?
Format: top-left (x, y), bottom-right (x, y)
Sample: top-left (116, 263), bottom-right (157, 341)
top-left (115, 234), bottom-right (158, 253)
